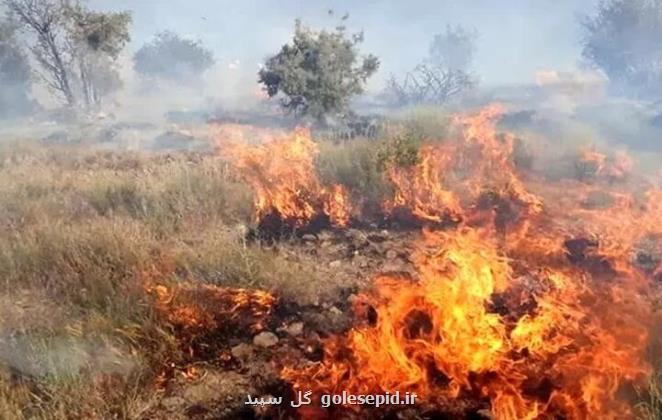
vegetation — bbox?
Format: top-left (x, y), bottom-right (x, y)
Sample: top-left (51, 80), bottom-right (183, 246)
top-left (0, 142), bottom-right (360, 417)
top-left (582, 0), bottom-right (662, 98)
top-left (133, 31), bottom-right (214, 83)
top-left (385, 25), bottom-right (476, 106)
top-left (3, 0), bottom-right (131, 108)
top-left (258, 19), bottom-right (379, 124)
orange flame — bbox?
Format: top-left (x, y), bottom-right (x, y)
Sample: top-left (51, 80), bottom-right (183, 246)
top-left (283, 227), bottom-right (651, 418)
top-left (384, 104), bottom-right (542, 231)
top-left (222, 127), bottom-right (351, 228)
top-left (282, 106), bottom-right (656, 419)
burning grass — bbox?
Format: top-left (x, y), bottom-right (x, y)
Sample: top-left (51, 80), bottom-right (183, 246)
top-left (0, 106), bottom-right (661, 419)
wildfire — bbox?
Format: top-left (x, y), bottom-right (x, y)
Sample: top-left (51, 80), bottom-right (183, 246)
top-left (578, 148), bottom-right (633, 181)
top-left (281, 105), bottom-right (658, 419)
top-left (145, 279), bottom-right (275, 336)
top-left (384, 104), bottom-right (542, 231)
top-left (221, 127), bottom-right (352, 229)
top-left (283, 226), bottom-right (652, 418)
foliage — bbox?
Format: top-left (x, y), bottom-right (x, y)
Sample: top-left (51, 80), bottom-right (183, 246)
top-left (4, 0), bottom-right (131, 108)
top-left (66, 4), bottom-right (132, 106)
top-left (258, 19), bottom-right (379, 123)
top-left (133, 31), bottom-right (214, 82)
top-left (582, 0), bottom-right (662, 98)
top-left (428, 24), bottom-right (477, 72)
top-left (384, 25), bottom-right (476, 106)
top-left (0, 18), bottom-right (33, 117)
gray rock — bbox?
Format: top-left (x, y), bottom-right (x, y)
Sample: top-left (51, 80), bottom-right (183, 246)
top-left (284, 322), bottom-right (304, 337)
top-left (253, 332), bottom-right (279, 348)
top-left (161, 396), bottom-right (186, 411)
top-left (301, 234), bottom-right (317, 242)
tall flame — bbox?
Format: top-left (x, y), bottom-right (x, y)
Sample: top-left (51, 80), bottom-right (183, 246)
top-left (282, 105), bottom-right (656, 419)
top-left (384, 104), bottom-right (542, 229)
top-left (222, 127), bottom-right (351, 228)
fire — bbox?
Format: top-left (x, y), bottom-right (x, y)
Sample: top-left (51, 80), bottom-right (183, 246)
top-left (145, 279), bottom-right (275, 336)
top-left (384, 104), bottom-right (542, 230)
top-left (284, 226), bottom-right (652, 418)
top-left (281, 106), bottom-right (657, 419)
top-left (578, 148), bottom-right (633, 181)
top-left (222, 127), bottom-right (351, 229)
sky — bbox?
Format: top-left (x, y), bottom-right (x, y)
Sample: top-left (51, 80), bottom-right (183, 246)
top-left (89, 0), bottom-right (600, 91)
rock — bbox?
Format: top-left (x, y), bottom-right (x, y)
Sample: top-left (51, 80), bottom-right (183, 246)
top-left (317, 231), bottom-right (334, 242)
top-left (329, 260), bottom-right (342, 268)
top-left (253, 332), bottom-right (279, 348)
top-left (181, 370), bottom-right (253, 406)
top-left (161, 396), bottom-right (187, 411)
top-left (385, 249), bottom-right (398, 260)
top-left (301, 234), bottom-right (317, 242)
top-left (230, 343), bottom-right (254, 361)
top-left (329, 306), bottom-right (343, 316)
top-left (284, 322), bottom-right (304, 337)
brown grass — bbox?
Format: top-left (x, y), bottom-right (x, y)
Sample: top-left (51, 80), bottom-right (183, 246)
top-left (0, 141), bottom-right (346, 418)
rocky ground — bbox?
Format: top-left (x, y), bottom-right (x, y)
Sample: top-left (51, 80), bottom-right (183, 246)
top-left (146, 227), bottom-right (422, 419)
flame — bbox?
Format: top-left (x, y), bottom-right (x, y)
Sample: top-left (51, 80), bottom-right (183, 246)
top-left (145, 280), bottom-right (275, 335)
top-left (578, 148), bottom-right (633, 181)
top-left (222, 127), bottom-right (351, 228)
top-left (384, 104), bottom-right (542, 230)
top-left (283, 227), bottom-right (651, 418)
top-left (282, 106), bottom-right (656, 419)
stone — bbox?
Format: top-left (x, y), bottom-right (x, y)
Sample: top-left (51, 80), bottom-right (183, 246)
top-left (385, 249), bottom-right (398, 260)
top-left (302, 234), bottom-right (317, 242)
top-left (329, 260), bottom-right (342, 268)
top-left (253, 332), bottom-right (279, 348)
top-left (161, 396), bottom-right (186, 411)
top-left (230, 343), bottom-right (254, 361)
top-left (284, 322), bottom-right (304, 337)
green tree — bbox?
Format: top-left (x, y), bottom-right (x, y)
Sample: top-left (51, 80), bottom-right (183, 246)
top-left (133, 31), bottom-right (214, 82)
top-left (258, 19), bottom-right (379, 123)
top-left (582, 0), bottom-right (662, 97)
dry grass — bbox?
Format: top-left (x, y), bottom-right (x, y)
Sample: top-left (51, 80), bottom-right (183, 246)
top-left (0, 141), bottom-right (349, 418)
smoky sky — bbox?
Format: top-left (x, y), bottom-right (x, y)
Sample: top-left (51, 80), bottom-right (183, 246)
top-left (88, 0), bottom-right (600, 88)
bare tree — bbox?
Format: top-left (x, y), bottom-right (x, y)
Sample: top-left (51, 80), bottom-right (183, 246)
top-left (384, 25), bottom-right (477, 107)
top-left (4, 0), bottom-right (131, 108)
top-left (385, 64), bottom-right (474, 106)
top-left (5, 0), bottom-right (75, 105)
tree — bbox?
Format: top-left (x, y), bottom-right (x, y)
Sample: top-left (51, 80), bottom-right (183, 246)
top-left (385, 64), bottom-right (474, 106)
top-left (133, 31), bottom-right (214, 82)
top-left (66, 4), bottom-right (131, 107)
top-left (4, 0), bottom-right (131, 108)
top-left (258, 19), bottom-right (380, 123)
top-left (0, 18), bottom-right (34, 117)
top-left (384, 25), bottom-right (477, 106)
top-left (582, 0), bottom-right (662, 98)
top-left (428, 25), bottom-right (477, 72)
